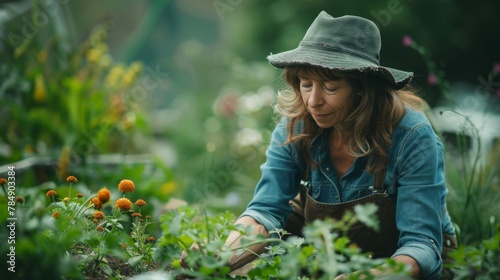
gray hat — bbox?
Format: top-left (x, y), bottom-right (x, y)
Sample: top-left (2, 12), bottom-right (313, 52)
top-left (267, 11), bottom-right (413, 89)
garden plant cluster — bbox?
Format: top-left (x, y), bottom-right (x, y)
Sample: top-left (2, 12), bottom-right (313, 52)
top-left (1, 174), bottom-right (499, 279)
top-left (1, 2), bottom-right (500, 279)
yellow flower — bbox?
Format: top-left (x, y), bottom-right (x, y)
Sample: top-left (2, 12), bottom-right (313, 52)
top-left (46, 190), bottom-right (57, 197)
top-left (105, 64), bottom-right (125, 88)
top-left (161, 181), bottom-right (177, 195)
top-left (135, 199), bottom-right (146, 207)
top-left (117, 179), bottom-right (135, 193)
top-left (34, 74), bottom-right (47, 103)
top-left (66, 176), bottom-right (78, 183)
top-left (97, 187), bottom-right (111, 203)
top-left (37, 50), bottom-right (47, 63)
top-left (116, 198), bottom-right (132, 211)
top-left (63, 197), bottom-right (69, 203)
top-left (86, 48), bottom-right (102, 63)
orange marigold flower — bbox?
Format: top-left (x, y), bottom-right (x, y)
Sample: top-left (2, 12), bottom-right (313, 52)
top-left (90, 197), bottom-right (103, 210)
top-left (145, 215), bottom-right (151, 219)
top-left (116, 198), bottom-right (132, 211)
top-left (76, 193), bottom-right (84, 198)
top-left (97, 226), bottom-right (105, 231)
top-left (135, 199), bottom-right (146, 207)
top-left (66, 175), bottom-right (78, 183)
top-left (0, 178), bottom-right (7, 185)
top-left (131, 212), bottom-right (142, 218)
top-left (117, 179), bottom-right (135, 193)
top-left (97, 187), bottom-right (111, 203)
top-left (46, 190), bottom-right (57, 197)
top-left (146, 236), bottom-right (155, 243)
top-left (93, 211), bottom-right (105, 220)
top-left (16, 196), bottom-right (25, 204)
top-left (52, 211), bottom-right (60, 218)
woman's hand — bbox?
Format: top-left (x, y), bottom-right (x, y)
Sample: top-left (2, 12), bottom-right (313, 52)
top-left (179, 216), bottom-right (269, 271)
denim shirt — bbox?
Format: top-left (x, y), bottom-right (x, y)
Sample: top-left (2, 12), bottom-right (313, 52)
top-left (240, 108), bottom-right (455, 279)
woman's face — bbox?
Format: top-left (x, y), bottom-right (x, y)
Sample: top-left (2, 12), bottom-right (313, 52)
top-left (299, 74), bottom-right (355, 129)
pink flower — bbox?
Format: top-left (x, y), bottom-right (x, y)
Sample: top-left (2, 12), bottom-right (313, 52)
top-left (402, 35), bottom-right (413, 47)
top-left (215, 92), bottom-right (239, 118)
top-left (427, 73), bottom-right (437, 86)
top-left (493, 62), bottom-right (500, 73)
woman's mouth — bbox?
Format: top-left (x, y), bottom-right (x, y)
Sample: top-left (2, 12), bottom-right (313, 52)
top-left (312, 112), bottom-right (331, 119)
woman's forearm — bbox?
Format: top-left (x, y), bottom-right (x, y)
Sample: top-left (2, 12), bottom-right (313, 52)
top-left (226, 216), bottom-right (269, 271)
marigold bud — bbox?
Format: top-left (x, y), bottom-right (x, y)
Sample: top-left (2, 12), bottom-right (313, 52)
top-left (116, 198), bottom-right (132, 211)
top-left (93, 211), bottom-right (105, 220)
top-left (66, 175), bottom-right (78, 183)
top-left (135, 199), bottom-right (146, 207)
top-left (97, 187), bottom-right (111, 203)
top-left (46, 190), bottom-right (57, 197)
top-left (117, 179), bottom-right (135, 193)
top-left (90, 197), bottom-right (103, 210)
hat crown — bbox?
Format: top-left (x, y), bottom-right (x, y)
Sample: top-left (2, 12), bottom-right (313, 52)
top-left (300, 12), bottom-right (381, 65)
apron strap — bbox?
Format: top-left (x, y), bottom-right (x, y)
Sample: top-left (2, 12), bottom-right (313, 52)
top-left (373, 167), bottom-right (387, 192)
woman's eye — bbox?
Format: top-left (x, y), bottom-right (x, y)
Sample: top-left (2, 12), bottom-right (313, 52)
top-left (324, 87), bottom-right (337, 94)
top-left (300, 84), bottom-right (312, 89)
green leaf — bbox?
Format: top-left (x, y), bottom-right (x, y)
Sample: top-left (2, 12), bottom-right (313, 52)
top-left (128, 255), bottom-right (143, 267)
top-left (354, 203), bottom-right (380, 231)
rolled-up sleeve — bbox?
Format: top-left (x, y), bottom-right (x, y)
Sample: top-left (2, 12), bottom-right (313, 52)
top-left (239, 119), bottom-right (302, 231)
top-left (392, 121), bottom-right (446, 279)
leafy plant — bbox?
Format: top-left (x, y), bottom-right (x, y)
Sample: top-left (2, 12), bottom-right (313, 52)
top-left (0, 175), bottom-right (159, 279)
top-left (156, 204), bottom-right (411, 279)
top-left (448, 223), bottom-right (500, 279)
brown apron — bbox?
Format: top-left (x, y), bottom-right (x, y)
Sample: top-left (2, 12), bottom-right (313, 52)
top-left (286, 168), bottom-right (399, 258)
top-left (284, 168), bottom-right (458, 278)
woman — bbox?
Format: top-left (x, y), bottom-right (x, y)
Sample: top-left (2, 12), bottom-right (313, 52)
top-left (185, 11), bottom-right (457, 279)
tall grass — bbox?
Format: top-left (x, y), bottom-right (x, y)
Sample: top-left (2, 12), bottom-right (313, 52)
top-left (441, 110), bottom-right (500, 245)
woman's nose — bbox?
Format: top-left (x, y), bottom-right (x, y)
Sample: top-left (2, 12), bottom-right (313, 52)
top-left (308, 85), bottom-right (324, 107)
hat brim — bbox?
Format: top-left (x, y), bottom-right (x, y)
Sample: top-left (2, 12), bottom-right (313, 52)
top-left (267, 45), bottom-right (413, 90)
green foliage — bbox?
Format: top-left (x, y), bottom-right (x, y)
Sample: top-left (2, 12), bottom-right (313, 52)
top-left (156, 204), bottom-right (411, 279)
top-left (0, 176), bottom-right (158, 279)
top-left (405, 36), bottom-right (500, 246)
top-left (448, 223), bottom-right (500, 279)
top-left (0, 5), bottom-right (153, 183)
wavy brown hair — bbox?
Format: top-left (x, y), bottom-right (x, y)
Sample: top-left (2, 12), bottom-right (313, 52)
top-left (274, 65), bottom-right (426, 173)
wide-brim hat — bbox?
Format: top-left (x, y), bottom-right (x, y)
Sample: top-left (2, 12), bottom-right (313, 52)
top-left (267, 11), bottom-right (413, 90)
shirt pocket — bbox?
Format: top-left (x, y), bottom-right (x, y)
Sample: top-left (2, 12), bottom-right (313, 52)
top-left (309, 180), bottom-right (334, 202)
